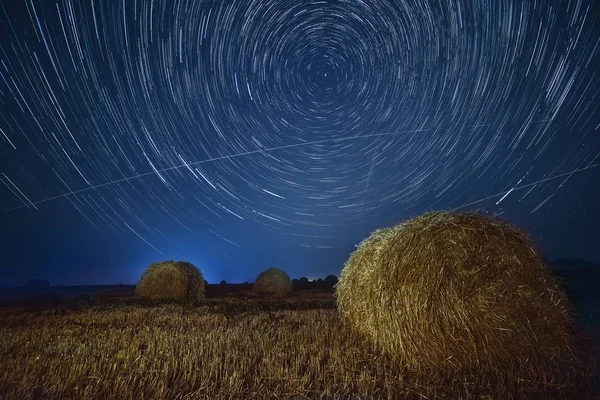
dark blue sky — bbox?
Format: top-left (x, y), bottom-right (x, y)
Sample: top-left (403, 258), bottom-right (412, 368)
top-left (1, 0), bottom-right (599, 287)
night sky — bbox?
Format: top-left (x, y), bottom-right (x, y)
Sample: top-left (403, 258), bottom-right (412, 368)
top-left (1, 0), bottom-right (599, 287)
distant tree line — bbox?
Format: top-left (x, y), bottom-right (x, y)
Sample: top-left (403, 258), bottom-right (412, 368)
top-left (292, 275), bottom-right (338, 289)
top-left (207, 275), bottom-right (339, 289)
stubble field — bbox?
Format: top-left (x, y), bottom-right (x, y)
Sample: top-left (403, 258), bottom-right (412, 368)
top-left (0, 284), bottom-right (597, 399)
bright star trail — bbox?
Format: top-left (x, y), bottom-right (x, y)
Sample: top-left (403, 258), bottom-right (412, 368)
top-left (0, 0), bottom-right (599, 286)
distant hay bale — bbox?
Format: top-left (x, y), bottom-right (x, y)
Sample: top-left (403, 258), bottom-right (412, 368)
top-left (135, 260), bottom-right (205, 303)
top-left (254, 268), bottom-right (292, 295)
top-left (336, 211), bottom-right (589, 377)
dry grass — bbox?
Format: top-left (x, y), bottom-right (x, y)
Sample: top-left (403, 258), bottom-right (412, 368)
top-left (253, 268), bottom-right (293, 295)
top-left (336, 212), bottom-right (595, 382)
top-left (135, 260), bottom-right (204, 303)
top-left (0, 293), bottom-right (596, 399)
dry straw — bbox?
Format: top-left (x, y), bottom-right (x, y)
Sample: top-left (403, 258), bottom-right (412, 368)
top-left (336, 211), bottom-right (592, 380)
top-left (135, 260), bottom-right (205, 302)
top-left (254, 268), bottom-right (293, 295)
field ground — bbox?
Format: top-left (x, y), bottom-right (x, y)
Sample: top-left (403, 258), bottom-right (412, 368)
top-left (0, 274), bottom-right (598, 399)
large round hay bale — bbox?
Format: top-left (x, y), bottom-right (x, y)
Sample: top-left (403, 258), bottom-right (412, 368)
top-left (254, 268), bottom-right (292, 295)
top-left (336, 211), bottom-right (587, 377)
top-left (135, 260), bottom-right (205, 302)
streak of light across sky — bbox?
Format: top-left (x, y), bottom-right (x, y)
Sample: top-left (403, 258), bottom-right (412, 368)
top-left (0, 0), bottom-right (598, 286)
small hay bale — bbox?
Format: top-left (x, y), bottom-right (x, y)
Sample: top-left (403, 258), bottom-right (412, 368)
top-left (135, 260), bottom-right (204, 302)
top-left (336, 211), bottom-right (590, 379)
top-left (254, 268), bottom-right (293, 295)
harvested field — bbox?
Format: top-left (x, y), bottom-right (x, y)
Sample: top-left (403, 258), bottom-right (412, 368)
top-left (0, 285), bottom-right (597, 399)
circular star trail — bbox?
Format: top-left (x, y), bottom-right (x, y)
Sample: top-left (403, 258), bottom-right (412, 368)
top-left (0, 0), bottom-right (599, 282)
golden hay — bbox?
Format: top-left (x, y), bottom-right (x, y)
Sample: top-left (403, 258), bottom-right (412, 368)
top-left (336, 211), bottom-right (592, 378)
top-left (253, 268), bottom-right (293, 295)
top-left (135, 260), bottom-right (205, 302)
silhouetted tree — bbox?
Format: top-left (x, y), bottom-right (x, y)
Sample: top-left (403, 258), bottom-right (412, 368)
top-left (220, 280), bottom-right (227, 285)
top-left (324, 275), bottom-right (339, 288)
top-left (298, 277), bottom-right (309, 288)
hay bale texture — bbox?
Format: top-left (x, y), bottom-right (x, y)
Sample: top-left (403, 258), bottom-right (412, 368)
top-left (135, 260), bottom-right (204, 302)
top-left (336, 211), bottom-right (587, 377)
top-left (254, 268), bottom-right (293, 295)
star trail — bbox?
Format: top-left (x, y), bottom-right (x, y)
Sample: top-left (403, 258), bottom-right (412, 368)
top-left (0, 0), bottom-right (599, 286)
